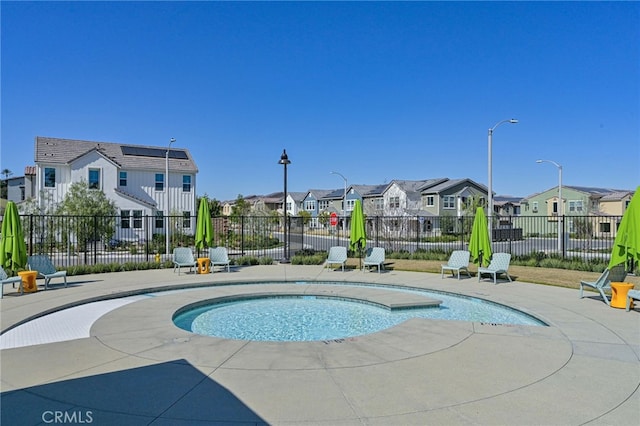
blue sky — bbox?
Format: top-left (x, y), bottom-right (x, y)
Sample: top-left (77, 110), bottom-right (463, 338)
top-left (2, 1), bottom-right (639, 202)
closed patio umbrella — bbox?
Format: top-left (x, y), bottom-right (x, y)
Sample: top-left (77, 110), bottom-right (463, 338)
top-left (609, 186), bottom-right (640, 270)
top-left (349, 199), bottom-right (366, 269)
top-left (195, 197), bottom-right (213, 250)
top-left (469, 206), bottom-right (492, 267)
top-left (0, 201), bottom-right (28, 275)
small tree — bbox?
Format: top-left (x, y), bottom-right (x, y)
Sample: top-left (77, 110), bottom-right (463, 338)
top-left (57, 181), bottom-right (117, 252)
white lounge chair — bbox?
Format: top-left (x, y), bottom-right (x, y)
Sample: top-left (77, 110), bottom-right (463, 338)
top-left (325, 246), bottom-right (347, 271)
top-left (626, 289), bottom-right (640, 312)
top-left (27, 255), bottom-right (68, 289)
top-left (208, 247), bottom-right (231, 272)
top-left (1, 266), bottom-right (24, 298)
top-left (441, 250), bottom-right (471, 279)
top-left (477, 253), bottom-right (512, 284)
top-left (173, 247), bottom-right (197, 275)
top-left (579, 264), bottom-right (626, 305)
top-left (363, 247), bottom-right (385, 273)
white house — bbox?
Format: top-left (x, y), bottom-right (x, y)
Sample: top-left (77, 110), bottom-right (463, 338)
top-left (33, 136), bottom-right (198, 242)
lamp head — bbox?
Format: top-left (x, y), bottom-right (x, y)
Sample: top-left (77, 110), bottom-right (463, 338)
top-left (509, 119), bottom-right (518, 124)
top-left (536, 159), bottom-right (543, 163)
top-left (170, 138), bottom-right (176, 143)
top-left (279, 149), bottom-right (291, 165)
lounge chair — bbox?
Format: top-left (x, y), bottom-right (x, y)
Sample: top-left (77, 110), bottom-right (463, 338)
top-left (1, 266), bottom-right (24, 298)
top-left (579, 264), bottom-right (627, 305)
top-left (208, 247), bottom-right (231, 272)
top-left (27, 255), bottom-right (68, 290)
top-left (626, 289), bottom-right (640, 312)
top-left (441, 250), bottom-right (471, 280)
top-left (477, 253), bottom-right (512, 284)
top-left (173, 247), bottom-right (197, 275)
top-left (325, 246), bottom-right (347, 271)
top-left (363, 247), bottom-right (385, 273)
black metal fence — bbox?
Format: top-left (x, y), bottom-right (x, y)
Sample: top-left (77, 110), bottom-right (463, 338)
top-left (14, 213), bottom-right (623, 268)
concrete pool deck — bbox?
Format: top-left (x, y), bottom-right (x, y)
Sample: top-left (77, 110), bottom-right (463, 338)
top-left (1, 264), bottom-right (639, 425)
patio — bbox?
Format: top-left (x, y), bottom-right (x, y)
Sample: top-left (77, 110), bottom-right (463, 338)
top-left (1, 265), bottom-right (639, 425)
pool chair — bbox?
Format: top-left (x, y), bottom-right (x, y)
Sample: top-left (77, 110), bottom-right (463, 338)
top-left (626, 289), bottom-right (640, 312)
top-left (441, 250), bottom-right (471, 280)
top-left (27, 254), bottom-right (68, 290)
top-left (477, 253), bottom-right (512, 284)
top-left (208, 247), bottom-right (231, 272)
top-left (579, 264), bottom-right (626, 306)
top-left (172, 247), bottom-right (197, 275)
top-left (325, 246), bottom-right (347, 271)
top-left (363, 247), bottom-right (385, 273)
top-left (1, 266), bottom-right (24, 298)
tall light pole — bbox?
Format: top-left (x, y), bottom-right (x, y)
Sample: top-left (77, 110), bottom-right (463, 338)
top-left (165, 137), bottom-right (176, 258)
top-left (279, 149), bottom-right (291, 263)
top-left (536, 159), bottom-right (563, 255)
top-left (330, 171), bottom-right (347, 234)
top-left (487, 119), bottom-right (518, 243)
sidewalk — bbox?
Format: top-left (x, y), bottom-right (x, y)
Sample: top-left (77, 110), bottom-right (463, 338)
top-left (1, 265), bottom-right (639, 425)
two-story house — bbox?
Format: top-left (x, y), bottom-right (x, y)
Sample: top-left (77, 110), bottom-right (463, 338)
top-left (33, 136), bottom-right (198, 242)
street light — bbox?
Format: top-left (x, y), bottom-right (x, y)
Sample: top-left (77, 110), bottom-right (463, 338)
top-left (330, 171), bottom-right (347, 234)
top-left (487, 118), bottom-right (518, 243)
top-left (279, 149), bottom-right (291, 263)
top-left (165, 137), bottom-right (176, 259)
top-left (536, 159), bottom-right (563, 255)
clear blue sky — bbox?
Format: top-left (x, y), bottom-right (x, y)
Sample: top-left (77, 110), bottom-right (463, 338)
top-left (2, 1), bottom-right (639, 202)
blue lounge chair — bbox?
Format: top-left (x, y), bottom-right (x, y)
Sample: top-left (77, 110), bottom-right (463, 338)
top-left (478, 253), bottom-right (512, 284)
top-left (626, 289), bottom-right (640, 312)
top-left (1, 266), bottom-right (24, 298)
top-left (325, 246), bottom-right (347, 271)
top-left (173, 247), bottom-right (197, 275)
top-left (579, 264), bottom-right (627, 305)
top-left (27, 255), bottom-right (68, 290)
top-left (441, 250), bottom-right (471, 280)
top-left (363, 247), bottom-right (385, 273)
top-left (208, 247), bottom-right (231, 272)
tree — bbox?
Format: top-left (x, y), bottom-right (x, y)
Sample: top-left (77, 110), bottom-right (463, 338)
top-left (198, 193), bottom-right (222, 216)
top-left (230, 194), bottom-right (251, 218)
top-left (1, 168), bottom-right (12, 180)
top-left (0, 168), bottom-right (11, 199)
top-left (57, 181), bottom-right (117, 251)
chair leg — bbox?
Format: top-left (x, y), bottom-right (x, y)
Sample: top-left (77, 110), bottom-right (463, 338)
top-left (626, 296), bottom-right (632, 311)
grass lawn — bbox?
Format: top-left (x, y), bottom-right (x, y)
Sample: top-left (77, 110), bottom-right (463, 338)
top-left (346, 258), bottom-right (640, 289)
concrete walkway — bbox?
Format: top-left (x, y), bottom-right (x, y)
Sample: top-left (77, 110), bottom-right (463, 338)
top-left (1, 265), bottom-right (639, 425)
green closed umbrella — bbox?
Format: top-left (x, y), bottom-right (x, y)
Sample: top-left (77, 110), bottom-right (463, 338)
top-left (609, 186), bottom-right (640, 270)
top-left (195, 198), bottom-right (213, 250)
top-left (349, 199), bottom-right (366, 269)
top-left (0, 201), bottom-right (28, 275)
top-left (469, 206), bottom-right (492, 267)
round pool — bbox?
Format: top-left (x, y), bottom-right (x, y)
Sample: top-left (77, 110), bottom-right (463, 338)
top-left (173, 283), bottom-right (546, 341)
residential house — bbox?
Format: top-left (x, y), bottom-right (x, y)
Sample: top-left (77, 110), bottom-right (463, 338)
top-left (301, 189), bottom-right (336, 228)
top-left (519, 185), bottom-right (633, 238)
top-left (33, 136), bottom-right (198, 242)
top-left (5, 166), bottom-right (36, 204)
top-left (284, 191), bottom-right (306, 216)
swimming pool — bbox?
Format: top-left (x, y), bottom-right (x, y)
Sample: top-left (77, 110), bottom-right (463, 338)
top-left (173, 282), bottom-right (546, 341)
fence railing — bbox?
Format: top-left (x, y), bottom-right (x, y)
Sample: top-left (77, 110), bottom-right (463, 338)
top-left (14, 213), bottom-right (623, 268)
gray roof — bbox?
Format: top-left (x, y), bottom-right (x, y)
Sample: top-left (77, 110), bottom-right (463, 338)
top-left (35, 136), bottom-right (198, 173)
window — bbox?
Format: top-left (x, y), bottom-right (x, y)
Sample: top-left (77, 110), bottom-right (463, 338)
top-left (443, 196), bottom-right (455, 209)
top-left (155, 211), bottom-right (164, 228)
top-left (182, 211), bottom-right (191, 228)
top-left (374, 198), bottom-right (384, 211)
top-left (182, 175), bottom-right (191, 192)
top-left (119, 171), bottom-right (127, 186)
top-left (155, 173), bottom-right (164, 191)
top-left (133, 210), bottom-right (142, 229)
top-left (552, 201), bottom-right (558, 214)
top-left (600, 222), bottom-right (611, 233)
top-left (318, 200), bottom-right (330, 210)
top-left (426, 196), bottom-right (434, 207)
top-left (44, 167), bottom-right (56, 188)
top-left (532, 201), bottom-right (539, 213)
top-left (389, 197), bottom-right (400, 209)
top-left (305, 200), bottom-right (316, 211)
top-left (569, 200), bottom-right (583, 212)
top-left (88, 168), bottom-right (100, 189)
top-left (121, 210), bottom-right (131, 229)
top-left (346, 199), bottom-right (355, 211)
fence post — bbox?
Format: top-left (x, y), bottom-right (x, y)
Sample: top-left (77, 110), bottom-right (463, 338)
top-left (29, 214), bottom-right (34, 256)
top-left (93, 215), bottom-right (98, 265)
top-left (561, 214), bottom-right (566, 258)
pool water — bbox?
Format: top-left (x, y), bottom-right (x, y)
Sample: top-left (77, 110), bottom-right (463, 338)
top-left (173, 284), bottom-right (545, 342)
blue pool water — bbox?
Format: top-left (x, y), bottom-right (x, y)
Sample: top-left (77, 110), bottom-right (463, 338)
top-left (173, 283), bottom-right (545, 341)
